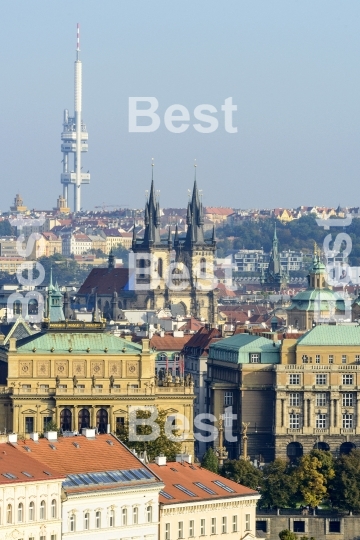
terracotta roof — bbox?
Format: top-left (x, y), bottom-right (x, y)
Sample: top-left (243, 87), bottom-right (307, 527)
top-left (0, 443), bottom-right (64, 484)
top-left (182, 327), bottom-right (222, 353)
top-left (149, 462), bottom-right (258, 504)
top-left (150, 334), bottom-right (192, 351)
top-left (216, 283), bottom-right (237, 298)
top-left (77, 267), bottom-right (129, 295)
top-left (15, 434), bottom-right (148, 476)
top-left (204, 207), bottom-right (234, 216)
top-left (178, 318), bottom-right (205, 332)
top-left (219, 310), bottom-right (248, 323)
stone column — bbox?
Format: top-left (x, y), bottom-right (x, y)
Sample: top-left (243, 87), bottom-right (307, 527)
top-left (335, 399), bottom-right (340, 428)
top-left (309, 399), bottom-right (314, 428)
top-left (329, 399), bottom-right (334, 428)
top-left (91, 406), bottom-right (96, 429)
top-left (55, 406), bottom-right (61, 430)
top-left (275, 398), bottom-right (282, 430)
top-left (303, 397), bottom-right (308, 428)
top-left (356, 393), bottom-right (360, 429)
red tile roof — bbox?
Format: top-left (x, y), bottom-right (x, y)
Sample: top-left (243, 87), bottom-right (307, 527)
top-left (149, 462), bottom-right (258, 504)
top-left (178, 318), bottom-right (205, 332)
top-left (0, 443), bottom-right (64, 484)
top-left (77, 267), bottom-right (129, 295)
top-left (150, 334), bottom-right (192, 351)
top-left (15, 434), bottom-right (144, 476)
top-left (182, 327), bottom-right (222, 355)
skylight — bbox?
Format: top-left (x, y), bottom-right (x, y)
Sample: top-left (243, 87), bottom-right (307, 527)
top-left (22, 471), bottom-right (33, 478)
top-left (174, 484), bottom-right (198, 497)
top-left (194, 482), bottom-right (217, 495)
top-left (212, 480), bottom-right (235, 493)
top-left (63, 468), bottom-right (155, 488)
top-left (160, 490), bottom-right (174, 499)
top-left (3, 472), bottom-right (17, 479)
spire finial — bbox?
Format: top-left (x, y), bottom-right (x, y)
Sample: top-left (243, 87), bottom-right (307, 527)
top-left (76, 23), bottom-right (80, 61)
top-left (194, 159), bottom-right (197, 182)
top-left (49, 266), bottom-right (53, 289)
top-left (151, 158), bottom-right (154, 181)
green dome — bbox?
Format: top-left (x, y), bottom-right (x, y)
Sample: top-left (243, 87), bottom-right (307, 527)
top-left (288, 288), bottom-right (345, 312)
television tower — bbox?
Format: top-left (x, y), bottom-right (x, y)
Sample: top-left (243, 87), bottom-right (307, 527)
top-left (60, 24), bottom-right (90, 212)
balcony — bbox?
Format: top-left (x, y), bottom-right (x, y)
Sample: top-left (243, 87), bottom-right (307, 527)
top-left (314, 428), bottom-right (329, 434)
top-left (341, 428), bottom-right (355, 434)
top-left (287, 428), bottom-right (301, 433)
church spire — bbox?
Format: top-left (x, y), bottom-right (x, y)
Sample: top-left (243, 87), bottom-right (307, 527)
top-left (184, 165), bottom-right (205, 248)
top-left (141, 160), bottom-right (161, 247)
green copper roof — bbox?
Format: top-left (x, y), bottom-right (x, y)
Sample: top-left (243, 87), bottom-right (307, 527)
top-left (287, 288), bottom-right (345, 311)
top-left (211, 334), bottom-right (280, 352)
top-left (14, 332), bottom-right (142, 354)
top-left (209, 334), bottom-right (280, 364)
top-left (297, 325), bottom-right (360, 346)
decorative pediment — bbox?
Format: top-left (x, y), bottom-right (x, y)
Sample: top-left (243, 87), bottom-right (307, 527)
top-left (113, 408), bottom-right (127, 415)
top-left (164, 408), bottom-right (179, 414)
top-left (40, 408), bottom-right (55, 415)
top-left (21, 408), bottom-right (37, 415)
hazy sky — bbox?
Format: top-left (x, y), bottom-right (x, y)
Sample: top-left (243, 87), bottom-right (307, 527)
top-left (1, 1), bottom-right (360, 211)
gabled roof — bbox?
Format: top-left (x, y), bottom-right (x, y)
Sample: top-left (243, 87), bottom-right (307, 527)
top-left (183, 327), bottom-right (222, 352)
top-left (0, 443), bottom-right (64, 484)
top-left (77, 267), bottom-right (130, 295)
top-left (149, 461), bottom-right (258, 504)
top-left (150, 334), bottom-right (192, 351)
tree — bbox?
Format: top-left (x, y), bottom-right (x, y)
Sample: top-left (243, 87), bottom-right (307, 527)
top-left (309, 449), bottom-right (335, 498)
top-left (259, 459), bottom-right (298, 509)
top-left (279, 530), bottom-right (297, 540)
top-left (329, 449), bottom-right (360, 512)
top-left (201, 448), bottom-right (219, 473)
top-left (116, 408), bottom-right (182, 461)
top-left (295, 454), bottom-right (328, 507)
top-left (221, 459), bottom-right (262, 490)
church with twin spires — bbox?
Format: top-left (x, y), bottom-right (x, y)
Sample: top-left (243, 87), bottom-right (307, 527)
top-left (76, 169), bottom-right (218, 325)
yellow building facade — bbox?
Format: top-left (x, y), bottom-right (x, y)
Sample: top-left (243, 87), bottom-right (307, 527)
top-left (0, 321), bottom-right (194, 453)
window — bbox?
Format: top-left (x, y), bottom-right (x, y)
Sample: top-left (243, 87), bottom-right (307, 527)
top-left (133, 506), bottom-right (138, 524)
top-left (25, 416), bottom-right (34, 433)
top-left (245, 514), bottom-right (251, 531)
top-left (224, 391), bottom-right (233, 405)
top-left (51, 499), bottom-right (57, 519)
top-left (122, 507), bottom-right (127, 525)
top-left (343, 374), bottom-right (353, 385)
top-left (189, 520), bottom-right (194, 537)
top-left (328, 355), bottom-right (334, 364)
top-left (293, 521), bottom-right (305, 533)
top-left (178, 521), bottom-right (184, 539)
top-left (316, 393), bottom-right (327, 406)
top-left (342, 355), bottom-right (347, 364)
top-left (315, 354), bottom-right (320, 364)
top-left (44, 417), bottom-right (52, 431)
top-left (343, 413), bottom-right (353, 428)
top-left (232, 515), bottom-right (238, 532)
top-left (147, 505), bottom-right (152, 523)
top-left (7, 504), bottom-right (12, 524)
top-left (211, 517), bottom-right (216, 534)
top-left (329, 520), bottom-right (341, 533)
top-left (222, 516), bottom-right (227, 533)
top-left (165, 523), bottom-right (170, 540)
top-left (356, 355), bottom-right (360, 364)
top-left (109, 509), bottom-right (114, 527)
top-left (250, 353), bottom-right (260, 363)
top-left (289, 374), bottom-right (300, 385)
top-left (29, 501), bottom-right (35, 521)
top-left (17, 503), bottom-right (23, 523)
top-left (201, 519), bottom-right (206, 535)
top-left (40, 500), bottom-right (46, 520)
top-left (51, 535), bottom-right (56, 540)
top-left (69, 514), bottom-right (75, 532)
top-left (316, 414), bottom-right (326, 428)
top-left (95, 510), bottom-right (101, 529)
top-left (289, 393), bottom-right (300, 406)
top-left (84, 512), bottom-right (89, 530)
top-left (256, 520), bottom-right (267, 532)
top-left (343, 393), bottom-right (353, 407)
top-left (40, 536), bottom-right (46, 540)
top-left (289, 413), bottom-right (300, 429)
top-left (316, 374), bottom-right (327, 385)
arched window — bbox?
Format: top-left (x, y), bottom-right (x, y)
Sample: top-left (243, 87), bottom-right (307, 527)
top-left (17, 503), bottom-right (23, 523)
top-left (200, 257), bottom-right (206, 276)
top-left (70, 514), bottom-right (76, 532)
top-left (51, 499), bottom-right (57, 518)
top-left (109, 509), bottom-right (115, 527)
top-left (28, 298), bottom-right (38, 315)
top-left (96, 408), bottom-right (108, 434)
top-left (78, 408), bottom-right (90, 431)
top-left (133, 506), bottom-right (138, 524)
top-left (147, 505), bottom-right (153, 523)
top-left (29, 501), bottom-right (35, 521)
top-left (40, 500), bottom-right (46, 520)
top-left (122, 507), bottom-right (127, 526)
top-left (95, 510), bottom-right (101, 529)
top-left (158, 258), bottom-right (163, 278)
top-left (7, 504), bottom-right (12, 524)
top-left (60, 408), bottom-right (72, 432)
top-left (13, 300), bottom-right (22, 315)
top-left (84, 512), bottom-right (89, 530)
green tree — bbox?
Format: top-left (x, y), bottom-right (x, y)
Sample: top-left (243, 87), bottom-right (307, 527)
top-left (279, 530), bottom-right (297, 540)
top-left (201, 447), bottom-right (219, 473)
top-left (260, 459), bottom-right (298, 509)
top-left (116, 409), bottom-right (182, 461)
top-left (221, 459), bottom-right (262, 490)
top-left (309, 449), bottom-right (335, 493)
top-left (329, 449), bottom-right (360, 512)
top-left (295, 454), bottom-right (328, 507)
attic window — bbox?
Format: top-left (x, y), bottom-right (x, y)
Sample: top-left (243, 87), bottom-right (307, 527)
top-left (106, 440), bottom-right (114, 446)
top-left (72, 442), bottom-right (80, 448)
top-left (43, 471), bottom-right (52, 476)
top-left (24, 446), bottom-right (31, 452)
top-left (22, 471), bottom-right (33, 478)
top-left (170, 467), bottom-right (178, 472)
top-left (49, 444), bottom-right (57, 450)
top-left (3, 472), bottom-right (17, 479)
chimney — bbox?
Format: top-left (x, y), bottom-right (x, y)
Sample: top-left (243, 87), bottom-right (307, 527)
top-left (176, 453), bottom-right (192, 464)
top-left (154, 455), bottom-right (167, 466)
top-left (44, 431), bottom-right (57, 441)
top-left (8, 338), bottom-right (17, 352)
top-left (30, 432), bottom-right (38, 442)
top-left (8, 433), bottom-right (17, 444)
top-left (82, 428), bottom-right (96, 439)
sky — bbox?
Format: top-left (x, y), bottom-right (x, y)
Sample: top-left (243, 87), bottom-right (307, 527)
top-left (1, 1), bottom-right (360, 212)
